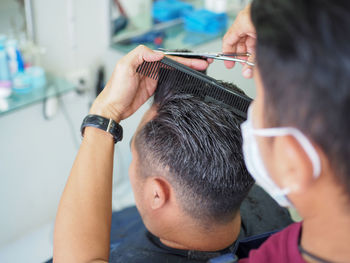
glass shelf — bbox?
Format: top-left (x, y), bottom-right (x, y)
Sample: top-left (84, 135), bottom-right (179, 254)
top-left (0, 73), bottom-right (76, 116)
top-left (111, 21), bottom-right (226, 53)
top-left (110, 9), bottom-right (230, 54)
top-left (108, 0), bottom-right (247, 54)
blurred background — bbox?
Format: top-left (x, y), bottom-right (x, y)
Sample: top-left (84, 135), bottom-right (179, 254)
top-left (0, 0), bottom-right (254, 262)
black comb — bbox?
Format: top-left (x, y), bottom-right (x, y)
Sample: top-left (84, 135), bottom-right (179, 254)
top-left (136, 57), bottom-right (252, 119)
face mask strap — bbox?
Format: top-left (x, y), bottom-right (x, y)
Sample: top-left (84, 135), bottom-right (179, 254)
top-left (241, 112), bottom-right (294, 208)
top-left (253, 127), bottom-right (321, 178)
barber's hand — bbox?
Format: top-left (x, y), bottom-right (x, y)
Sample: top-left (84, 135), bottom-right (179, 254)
top-left (222, 4), bottom-right (256, 78)
top-left (90, 45), bottom-right (209, 123)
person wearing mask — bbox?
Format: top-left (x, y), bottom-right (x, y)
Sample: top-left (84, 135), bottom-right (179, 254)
top-left (220, 1), bottom-right (350, 262)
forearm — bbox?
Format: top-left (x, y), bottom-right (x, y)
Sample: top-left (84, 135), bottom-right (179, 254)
top-left (54, 127), bottom-right (114, 262)
top-left (52, 45), bottom-right (203, 262)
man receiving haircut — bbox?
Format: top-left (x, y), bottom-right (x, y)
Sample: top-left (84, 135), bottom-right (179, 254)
top-left (108, 77), bottom-right (292, 262)
top-left (53, 46), bottom-right (293, 262)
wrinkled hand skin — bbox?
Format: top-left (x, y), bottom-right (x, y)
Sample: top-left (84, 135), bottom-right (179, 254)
top-left (222, 4), bottom-right (256, 78)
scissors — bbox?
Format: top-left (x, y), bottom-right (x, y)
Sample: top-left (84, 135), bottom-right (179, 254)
top-left (158, 48), bottom-right (255, 67)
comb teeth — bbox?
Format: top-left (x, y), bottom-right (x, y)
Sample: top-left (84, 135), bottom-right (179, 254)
top-left (136, 57), bottom-right (252, 119)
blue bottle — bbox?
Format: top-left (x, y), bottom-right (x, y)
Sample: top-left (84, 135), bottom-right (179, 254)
top-left (0, 36), bottom-right (10, 81)
top-left (6, 39), bottom-right (24, 78)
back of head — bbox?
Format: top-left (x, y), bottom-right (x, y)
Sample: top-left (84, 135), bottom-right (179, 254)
top-left (251, 0), bottom-right (350, 196)
top-left (135, 75), bottom-right (254, 224)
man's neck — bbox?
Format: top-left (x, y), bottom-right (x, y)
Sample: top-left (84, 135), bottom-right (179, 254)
top-left (159, 213), bottom-right (242, 252)
top-left (300, 193), bottom-right (350, 262)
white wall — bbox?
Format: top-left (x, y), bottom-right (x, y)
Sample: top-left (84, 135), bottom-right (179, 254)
top-left (0, 0), bottom-right (26, 37)
top-left (0, 92), bottom-right (89, 247)
top-left (0, 0), bottom-right (112, 248)
top-left (33, 0), bottom-right (110, 82)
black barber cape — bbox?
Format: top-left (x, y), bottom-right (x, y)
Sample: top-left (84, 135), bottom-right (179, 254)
top-left (109, 185), bottom-right (293, 263)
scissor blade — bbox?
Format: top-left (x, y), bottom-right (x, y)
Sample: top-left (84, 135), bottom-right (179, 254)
top-left (161, 51), bottom-right (217, 57)
top-left (214, 56), bottom-right (255, 67)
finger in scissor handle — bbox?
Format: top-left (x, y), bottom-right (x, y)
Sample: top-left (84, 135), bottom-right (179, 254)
top-left (241, 52), bottom-right (255, 78)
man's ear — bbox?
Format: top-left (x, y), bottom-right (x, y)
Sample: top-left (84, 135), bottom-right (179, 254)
top-left (272, 135), bottom-right (316, 193)
top-left (148, 177), bottom-right (171, 210)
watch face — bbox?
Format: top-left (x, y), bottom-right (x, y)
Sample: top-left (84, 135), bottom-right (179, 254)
top-left (114, 122), bottom-right (123, 142)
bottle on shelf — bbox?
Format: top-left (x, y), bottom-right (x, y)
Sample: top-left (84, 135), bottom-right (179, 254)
top-left (0, 35), bottom-right (12, 101)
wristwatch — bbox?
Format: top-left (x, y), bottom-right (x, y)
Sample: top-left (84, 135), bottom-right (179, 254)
top-left (80, 114), bottom-right (123, 143)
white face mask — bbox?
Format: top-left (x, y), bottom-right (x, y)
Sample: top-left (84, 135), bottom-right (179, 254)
top-left (241, 106), bottom-right (321, 207)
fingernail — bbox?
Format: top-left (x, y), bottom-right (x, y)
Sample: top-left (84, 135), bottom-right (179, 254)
top-left (154, 51), bottom-right (164, 59)
top-left (243, 68), bottom-right (252, 78)
top-left (225, 61), bottom-right (234, 69)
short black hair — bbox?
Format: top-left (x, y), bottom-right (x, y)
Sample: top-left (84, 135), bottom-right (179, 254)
top-left (153, 69), bottom-right (247, 122)
top-left (135, 76), bottom-right (254, 224)
top-left (251, 0), bottom-right (350, 195)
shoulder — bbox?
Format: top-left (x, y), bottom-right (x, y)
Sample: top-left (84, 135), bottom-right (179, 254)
top-left (239, 222), bottom-right (305, 263)
top-left (110, 229), bottom-right (194, 263)
top-left (240, 185), bottom-right (293, 236)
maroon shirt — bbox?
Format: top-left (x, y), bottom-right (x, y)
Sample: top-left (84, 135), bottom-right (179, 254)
top-left (240, 222), bottom-right (306, 263)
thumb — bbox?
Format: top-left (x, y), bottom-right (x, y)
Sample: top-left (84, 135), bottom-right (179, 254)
top-left (128, 45), bottom-right (164, 69)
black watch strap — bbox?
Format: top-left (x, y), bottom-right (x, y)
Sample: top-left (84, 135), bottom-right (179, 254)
top-left (80, 114), bottom-right (123, 143)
